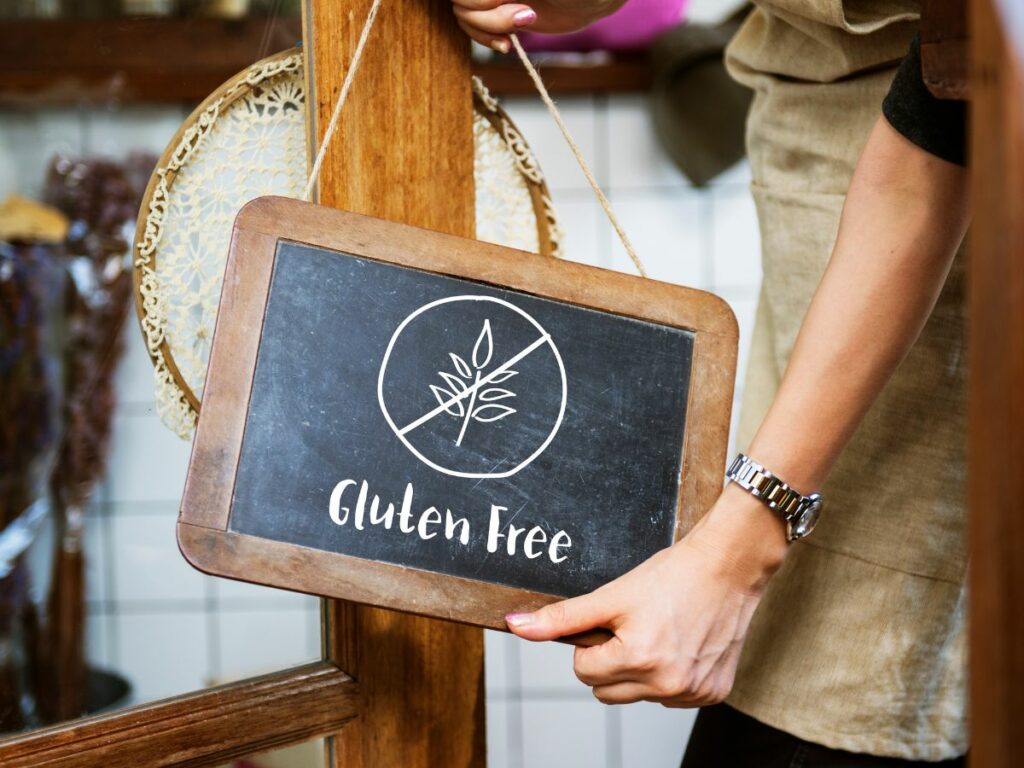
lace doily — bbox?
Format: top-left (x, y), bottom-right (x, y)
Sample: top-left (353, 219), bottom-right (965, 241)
top-left (134, 50), bottom-right (562, 440)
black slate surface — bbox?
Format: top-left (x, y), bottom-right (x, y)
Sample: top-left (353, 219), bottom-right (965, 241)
top-left (228, 241), bottom-right (694, 598)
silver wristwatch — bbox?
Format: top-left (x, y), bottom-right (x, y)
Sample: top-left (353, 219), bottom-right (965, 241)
top-left (726, 454), bottom-right (823, 542)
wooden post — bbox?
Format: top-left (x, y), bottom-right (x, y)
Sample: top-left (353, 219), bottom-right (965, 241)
top-left (303, 2), bottom-right (486, 766)
top-left (969, 0), bottom-right (1024, 765)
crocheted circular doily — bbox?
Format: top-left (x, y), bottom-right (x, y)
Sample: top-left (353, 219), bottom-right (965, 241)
top-left (133, 49), bottom-right (562, 439)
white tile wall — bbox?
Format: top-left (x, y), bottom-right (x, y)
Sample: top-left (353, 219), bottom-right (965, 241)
top-left (85, 605), bottom-right (115, 669)
top-left (551, 198), bottom-right (607, 266)
top-left (105, 414), bottom-right (193, 503)
top-left (114, 610), bottom-right (210, 702)
top-left (487, 699), bottom-right (514, 768)
top-left (211, 572), bottom-right (315, 605)
top-left (215, 607), bottom-right (319, 682)
top-left (89, 312), bottom-right (323, 706)
top-left (83, 516), bottom-right (107, 604)
top-left (508, 97), bottom-right (603, 193)
top-left (521, 700), bottom-right (610, 768)
top-left (687, 0), bottom-right (748, 24)
top-left (486, 628), bottom-right (516, 695)
top-left (83, 106), bottom-right (187, 160)
top-left (4, 4), bottom-right (761, 755)
top-left (110, 510), bottom-right (207, 603)
top-left (517, 636), bottom-right (582, 693)
top-left (711, 188), bottom-right (761, 291)
top-left (607, 94), bottom-right (690, 190)
top-left (621, 703), bottom-right (696, 768)
top-left (0, 102), bottom-right (323, 713)
top-left (0, 108), bottom-right (84, 200)
top-left (609, 192), bottom-right (707, 284)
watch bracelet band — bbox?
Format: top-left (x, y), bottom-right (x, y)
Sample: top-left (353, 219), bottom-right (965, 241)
top-left (726, 454), bottom-right (821, 541)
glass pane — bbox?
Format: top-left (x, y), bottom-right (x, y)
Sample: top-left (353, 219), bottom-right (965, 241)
top-left (0, 1), bottom-right (318, 737)
top-left (232, 740), bottom-right (326, 768)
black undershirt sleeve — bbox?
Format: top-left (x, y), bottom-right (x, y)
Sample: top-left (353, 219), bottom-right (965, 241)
top-left (882, 33), bottom-right (967, 166)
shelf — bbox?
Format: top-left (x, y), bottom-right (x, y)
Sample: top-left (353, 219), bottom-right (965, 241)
top-left (0, 18), bottom-right (305, 105)
top-left (476, 53), bottom-right (652, 96)
top-left (0, 18), bottom-right (652, 106)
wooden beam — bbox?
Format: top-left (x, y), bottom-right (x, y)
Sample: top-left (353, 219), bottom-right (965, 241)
top-left (476, 53), bottom-right (652, 95)
top-left (968, 0), bottom-right (1024, 765)
top-left (0, 19), bottom-right (649, 106)
top-left (305, 2), bottom-right (486, 766)
top-left (0, 18), bottom-right (303, 105)
top-left (0, 662), bottom-right (358, 768)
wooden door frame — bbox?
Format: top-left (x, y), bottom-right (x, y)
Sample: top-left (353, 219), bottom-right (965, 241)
top-left (2, 3), bottom-right (482, 767)
top-left (303, 2), bottom-right (486, 766)
top-left (0, 663), bottom-right (357, 767)
top-left (968, 0), bottom-right (1024, 765)
top-left (4, 2), bottom-right (1024, 766)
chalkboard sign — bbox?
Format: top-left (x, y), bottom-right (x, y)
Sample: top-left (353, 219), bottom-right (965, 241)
top-left (179, 197), bottom-right (737, 630)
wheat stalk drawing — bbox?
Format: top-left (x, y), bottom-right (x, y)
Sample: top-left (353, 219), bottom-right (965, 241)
top-left (430, 319), bottom-right (519, 446)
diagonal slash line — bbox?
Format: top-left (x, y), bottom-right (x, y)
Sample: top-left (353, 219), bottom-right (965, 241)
top-left (398, 333), bottom-right (551, 436)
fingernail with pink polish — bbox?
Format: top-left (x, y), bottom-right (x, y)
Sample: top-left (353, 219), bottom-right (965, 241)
top-left (513, 8), bottom-right (537, 26)
top-left (505, 612), bottom-right (534, 628)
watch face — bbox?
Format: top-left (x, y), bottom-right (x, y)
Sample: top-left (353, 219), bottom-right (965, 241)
top-left (791, 497), bottom-right (823, 539)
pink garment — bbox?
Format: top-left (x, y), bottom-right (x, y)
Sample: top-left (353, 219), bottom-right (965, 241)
top-left (518, 0), bottom-right (688, 52)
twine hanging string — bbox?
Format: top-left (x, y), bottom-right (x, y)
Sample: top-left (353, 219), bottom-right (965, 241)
top-left (304, 3), bottom-right (649, 279)
top-left (303, 0), bottom-right (385, 201)
top-left (508, 34), bottom-right (647, 278)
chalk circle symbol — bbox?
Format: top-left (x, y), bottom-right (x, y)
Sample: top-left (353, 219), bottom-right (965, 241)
top-left (378, 295), bottom-right (567, 479)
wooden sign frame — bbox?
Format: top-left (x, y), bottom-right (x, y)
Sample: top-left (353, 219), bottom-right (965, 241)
top-left (178, 195), bottom-right (737, 631)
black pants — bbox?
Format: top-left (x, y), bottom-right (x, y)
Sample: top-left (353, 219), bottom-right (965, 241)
top-left (681, 704), bottom-right (966, 768)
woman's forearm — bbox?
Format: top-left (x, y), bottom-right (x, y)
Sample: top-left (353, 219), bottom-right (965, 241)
top-left (745, 117), bottom-right (970, 494)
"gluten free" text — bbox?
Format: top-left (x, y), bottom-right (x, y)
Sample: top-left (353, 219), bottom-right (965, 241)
top-left (328, 479), bottom-right (572, 564)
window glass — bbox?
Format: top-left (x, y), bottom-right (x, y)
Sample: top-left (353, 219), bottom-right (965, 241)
top-left (0, 1), bottom-right (317, 739)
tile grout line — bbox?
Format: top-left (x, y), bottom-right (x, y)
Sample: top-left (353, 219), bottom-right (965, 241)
top-left (703, 191), bottom-right (717, 293)
top-left (76, 104), bottom-right (90, 156)
top-left (507, 637), bottom-right (525, 768)
top-left (549, 179), bottom-right (751, 200)
top-left (206, 578), bottom-right (221, 684)
top-left (98, 479), bottom-right (121, 668)
top-left (606, 704), bottom-right (623, 768)
top-left (594, 93), bottom-right (614, 270)
top-left (84, 596), bottom-right (316, 613)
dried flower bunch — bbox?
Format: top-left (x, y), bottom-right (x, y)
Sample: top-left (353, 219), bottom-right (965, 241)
top-left (0, 152), bottom-right (155, 729)
top-left (35, 153), bottom-right (154, 723)
top-left (44, 153), bottom-right (155, 511)
top-left (0, 243), bottom-right (63, 534)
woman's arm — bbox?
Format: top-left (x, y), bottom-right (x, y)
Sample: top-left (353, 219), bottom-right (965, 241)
top-left (504, 116), bottom-right (970, 707)
top-left (745, 116), bottom-right (970, 493)
top-left (450, 1), bottom-right (625, 52)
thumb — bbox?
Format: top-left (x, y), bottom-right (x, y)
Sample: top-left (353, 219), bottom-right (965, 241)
top-left (506, 592), bottom-right (613, 641)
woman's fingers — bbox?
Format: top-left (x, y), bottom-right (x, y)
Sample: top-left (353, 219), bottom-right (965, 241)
top-left (452, 3), bottom-right (536, 36)
top-left (506, 589), bottom-right (615, 642)
top-left (452, 0), bottom-right (510, 9)
top-left (571, 632), bottom-right (637, 686)
top-left (456, 19), bottom-right (511, 53)
top-left (591, 681), bottom-right (706, 706)
top-left (590, 681), bottom-right (650, 705)
top-left (592, 676), bottom-right (729, 708)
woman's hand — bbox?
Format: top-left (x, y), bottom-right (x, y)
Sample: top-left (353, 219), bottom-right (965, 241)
top-left (450, 1), bottom-right (625, 53)
top-left (505, 485), bottom-right (789, 706)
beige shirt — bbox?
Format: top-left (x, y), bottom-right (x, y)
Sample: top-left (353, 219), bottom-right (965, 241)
top-left (723, 1), bottom-right (968, 760)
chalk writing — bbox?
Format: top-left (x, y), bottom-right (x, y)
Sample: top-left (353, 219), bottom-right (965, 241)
top-left (328, 477), bottom-right (573, 565)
